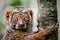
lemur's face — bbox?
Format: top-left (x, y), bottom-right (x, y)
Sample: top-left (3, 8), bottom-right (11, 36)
top-left (11, 12), bottom-right (30, 29)
top-left (5, 7), bottom-right (33, 30)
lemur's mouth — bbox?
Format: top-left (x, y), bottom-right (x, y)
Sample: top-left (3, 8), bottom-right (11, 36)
top-left (15, 24), bottom-right (27, 29)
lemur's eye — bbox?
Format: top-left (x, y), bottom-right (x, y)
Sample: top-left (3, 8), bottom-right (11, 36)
top-left (23, 17), bottom-right (29, 22)
top-left (12, 17), bottom-right (18, 23)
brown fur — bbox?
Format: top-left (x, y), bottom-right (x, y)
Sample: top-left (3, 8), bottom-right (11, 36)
top-left (24, 24), bottom-right (58, 40)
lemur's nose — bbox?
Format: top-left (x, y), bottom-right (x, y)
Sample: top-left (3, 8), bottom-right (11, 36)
top-left (18, 20), bottom-right (24, 25)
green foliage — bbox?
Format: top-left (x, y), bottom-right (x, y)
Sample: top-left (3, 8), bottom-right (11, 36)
top-left (10, 0), bottom-right (22, 7)
top-left (9, 0), bottom-right (27, 7)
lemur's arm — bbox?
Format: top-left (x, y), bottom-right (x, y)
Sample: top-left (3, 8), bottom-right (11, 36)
top-left (24, 23), bottom-right (59, 40)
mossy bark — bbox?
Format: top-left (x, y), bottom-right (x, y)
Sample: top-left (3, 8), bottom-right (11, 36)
top-left (37, 0), bottom-right (59, 40)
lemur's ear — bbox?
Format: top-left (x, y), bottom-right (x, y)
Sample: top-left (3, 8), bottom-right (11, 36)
top-left (5, 10), bottom-right (12, 21)
top-left (27, 8), bottom-right (33, 18)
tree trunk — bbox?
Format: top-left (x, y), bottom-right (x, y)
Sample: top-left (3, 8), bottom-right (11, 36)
top-left (37, 0), bottom-right (59, 40)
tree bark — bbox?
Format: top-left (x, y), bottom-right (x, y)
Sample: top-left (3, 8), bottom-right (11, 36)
top-left (37, 0), bottom-right (59, 40)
